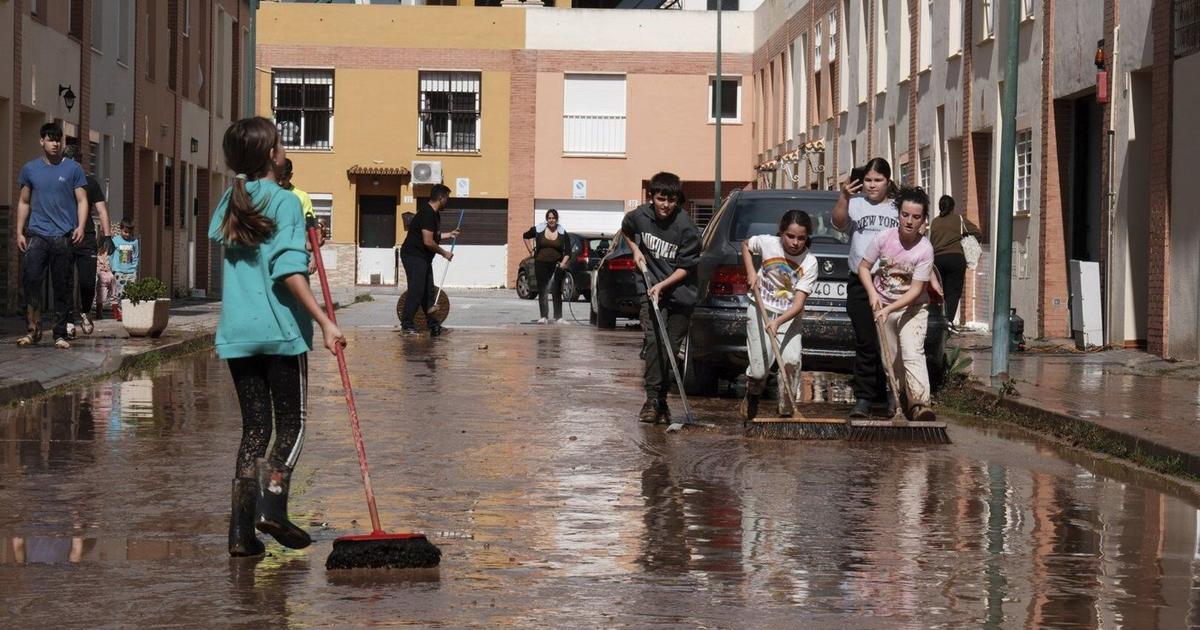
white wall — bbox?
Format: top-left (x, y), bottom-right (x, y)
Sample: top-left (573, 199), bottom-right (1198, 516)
top-left (534, 199), bottom-right (626, 235)
top-left (526, 8), bottom-right (754, 54)
top-left (1170, 53), bottom-right (1200, 360)
top-left (432, 245), bottom-right (508, 288)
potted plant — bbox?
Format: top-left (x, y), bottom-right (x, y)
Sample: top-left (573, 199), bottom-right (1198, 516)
top-left (121, 277), bottom-right (171, 338)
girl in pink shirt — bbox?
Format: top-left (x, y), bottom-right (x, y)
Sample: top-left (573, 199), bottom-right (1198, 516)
top-left (856, 187), bottom-right (938, 422)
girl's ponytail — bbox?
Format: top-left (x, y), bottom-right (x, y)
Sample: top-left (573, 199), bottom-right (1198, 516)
top-left (220, 117), bottom-right (278, 247)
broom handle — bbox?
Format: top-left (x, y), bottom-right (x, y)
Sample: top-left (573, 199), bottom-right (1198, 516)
top-left (752, 284), bottom-right (797, 410)
top-left (431, 209), bottom-right (466, 308)
top-left (307, 220), bottom-right (385, 535)
top-left (874, 313), bottom-right (905, 413)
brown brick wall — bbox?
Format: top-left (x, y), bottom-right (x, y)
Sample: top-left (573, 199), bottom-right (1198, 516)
top-left (1038, 0), bottom-right (1070, 337)
top-left (7, 0), bottom-right (25, 310)
top-left (1147, 0), bottom-right (1174, 355)
top-left (906, 0), bottom-right (918, 185)
top-left (506, 50), bottom-right (537, 287)
top-left (959, 0), bottom-right (976, 324)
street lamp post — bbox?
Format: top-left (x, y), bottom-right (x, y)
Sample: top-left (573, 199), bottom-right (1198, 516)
top-left (991, 0), bottom-right (1021, 377)
top-left (714, 2), bottom-right (722, 208)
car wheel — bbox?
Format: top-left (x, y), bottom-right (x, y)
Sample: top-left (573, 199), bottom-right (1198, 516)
top-left (516, 269), bottom-right (536, 300)
top-left (561, 274), bottom-right (578, 302)
top-left (682, 336), bottom-right (719, 396)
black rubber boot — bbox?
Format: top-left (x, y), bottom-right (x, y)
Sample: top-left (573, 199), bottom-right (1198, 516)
top-left (255, 459), bottom-right (312, 550)
top-left (656, 398), bottom-right (672, 425)
top-left (229, 478), bottom-right (265, 557)
top-left (848, 398), bottom-right (872, 419)
top-left (638, 399), bottom-right (659, 424)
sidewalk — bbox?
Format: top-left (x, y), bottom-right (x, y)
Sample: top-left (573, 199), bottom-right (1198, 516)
top-left (0, 300), bottom-right (219, 406)
top-left (955, 334), bottom-right (1200, 478)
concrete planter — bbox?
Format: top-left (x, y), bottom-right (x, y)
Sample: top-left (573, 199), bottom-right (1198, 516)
top-left (122, 298), bottom-right (171, 338)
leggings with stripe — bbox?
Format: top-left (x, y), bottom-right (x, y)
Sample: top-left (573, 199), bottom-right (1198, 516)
top-left (228, 354), bottom-right (308, 479)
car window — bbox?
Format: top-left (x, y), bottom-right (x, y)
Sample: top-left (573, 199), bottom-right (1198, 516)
top-left (590, 238), bottom-right (611, 257)
top-left (729, 197), bottom-right (848, 244)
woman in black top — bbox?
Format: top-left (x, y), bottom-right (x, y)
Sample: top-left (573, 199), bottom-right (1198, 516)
top-left (523, 209), bottom-right (572, 324)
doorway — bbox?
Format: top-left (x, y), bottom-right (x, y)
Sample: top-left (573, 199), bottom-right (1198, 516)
top-left (1067, 96), bottom-right (1103, 263)
top-left (357, 195), bottom-right (397, 285)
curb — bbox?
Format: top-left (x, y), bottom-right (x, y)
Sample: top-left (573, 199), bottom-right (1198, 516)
top-left (0, 331), bottom-right (216, 407)
top-left (967, 383), bottom-right (1200, 480)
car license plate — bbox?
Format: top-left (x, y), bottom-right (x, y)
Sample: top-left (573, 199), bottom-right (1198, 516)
top-left (811, 281), bottom-right (846, 299)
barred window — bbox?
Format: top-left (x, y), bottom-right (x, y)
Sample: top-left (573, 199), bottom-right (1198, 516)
top-left (919, 146), bottom-right (932, 192)
top-left (273, 70), bottom-right (334, 150)
top-left (419, 71), bottom-right (481, 153)
top-left (1015, 129), bottom-right (1033, 215)
top-left (311, 194), bottom-right (333, 241)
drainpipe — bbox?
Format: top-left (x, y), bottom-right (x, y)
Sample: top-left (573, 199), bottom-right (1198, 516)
top-left (245, 0), bottom-right (258, 116)
top-left (1104, 26), bottom-right (1120, 346)
top-left (714, 3), bottom-right (723, 208)
top-left (990, 0), bottom-right (1021, 377)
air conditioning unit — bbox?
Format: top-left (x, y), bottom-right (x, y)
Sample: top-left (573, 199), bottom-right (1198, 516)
top-left (411, 160), bottom-right (443, 185)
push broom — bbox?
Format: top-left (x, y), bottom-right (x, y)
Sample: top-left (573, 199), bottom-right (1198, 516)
top-left (847, 316), bottom-right (950, 444)
top-left (304, 216), bottom-right (442, 570)
top-left (743, 284), bottom-right (848, 439)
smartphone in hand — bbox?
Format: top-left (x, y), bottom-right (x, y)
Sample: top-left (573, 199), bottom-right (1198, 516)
top-left (850, 166), bottom-right (867, 190)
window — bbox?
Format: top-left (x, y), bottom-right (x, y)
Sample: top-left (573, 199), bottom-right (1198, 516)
top-left (183, 0), bottom-right (191, 36)
top-left (814, 21), bottom-right (823, 66)
top-left (874, 0), bottom-right (888, 94)
top-left (70, 0), bottom-right (83, 39)
top-left (419, 71), bottom-right (481, 153)
top-left (899, 0), bottom-right (911, 82)
top-left (919, 146), bottom-right (932, 191)
top-left (1020, 0), bottom-right (1035, 22)
top-left (898, 161), bottom-right (911, 186)
top-left (981, 0), bottom-right (995, 40)
top-left (1015, 129), bottom-right (1033, 215)
top-left (857, 0), bottom-right (869, 103)
top-left (793, 36), bottom-right (808, 132)
top-left (1179, 0), bottom-right (1200, 58)
top-left (918, 0), bottom-right (932, 70)
top-left (948, 0), bottom-right (963, 56)
top-left (709, 77), bottom-right (741, 122)
top-left (118, 0), bottom-right (131, 64)
top-left (273, 69), bottom-right (335, 150)
top-left (707, 0), bottom-right (739, 8)
top-left (92, 0), bottom-right (104, 51)
top-left (839, 0), bottom-right (850, 111)
top-left (829, 11), bottom-right (838, 60)
top-left (311, 194), bottom-right (333, 241)
top-left (563, 74), bottom-right (626, 155)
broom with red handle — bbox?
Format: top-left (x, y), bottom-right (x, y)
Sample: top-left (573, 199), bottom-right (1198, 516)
top-left (306, 217), bottom-right (442, 570)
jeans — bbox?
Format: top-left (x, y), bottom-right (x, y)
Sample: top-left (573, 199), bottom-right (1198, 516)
top-left (878, 305), bottom-right (931, 409)
top-left (400, 252), bottom-right (436, 329)
top-left (846, 277), bottom-right (887, 403)
top-left (744, 302), bottom-right (803, 397)
top-left (639, 301), bottom-right (691, 399)
top-left (534, 261), bottom-right (563, 320)
top-left (21, 234), bottom-right (74, 340)
top-left (934, 253), bottom-right (967, 325)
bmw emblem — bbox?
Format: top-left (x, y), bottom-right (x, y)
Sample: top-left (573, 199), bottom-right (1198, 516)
top-left (822, 259), bottom-right (834, 273)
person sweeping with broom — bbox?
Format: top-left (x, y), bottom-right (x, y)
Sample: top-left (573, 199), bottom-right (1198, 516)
top-left (209, 116), bottom-right (346, 557)
top-left (739, 210), bottom-right (818, 422)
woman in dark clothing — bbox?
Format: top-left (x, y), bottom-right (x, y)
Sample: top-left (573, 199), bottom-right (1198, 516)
top-left (523, 209), bottom-right (572, 324)
top-left (928, 195), bottom-right (981, 327)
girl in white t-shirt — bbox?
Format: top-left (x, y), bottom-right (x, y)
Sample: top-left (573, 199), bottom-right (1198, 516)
top-left (857, 186), bottom-right (938, 422)
top-left (739, 210), bottom-right (819, 421)
top-left (832, 157), bottom-right (900, 419)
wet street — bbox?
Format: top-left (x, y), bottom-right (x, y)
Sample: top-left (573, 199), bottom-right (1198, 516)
top-left (4, 299), bottom-right (1200, 627)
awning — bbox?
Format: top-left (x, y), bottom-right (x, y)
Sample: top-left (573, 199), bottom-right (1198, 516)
top-left (347, 164), bottom-right (410, 176)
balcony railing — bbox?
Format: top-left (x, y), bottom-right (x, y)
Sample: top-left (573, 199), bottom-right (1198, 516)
top-left (563, 115), bottom-right (626, 155)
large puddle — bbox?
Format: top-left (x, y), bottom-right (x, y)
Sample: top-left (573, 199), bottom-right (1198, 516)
top-left (3, 327), bottom-right (1200, 627)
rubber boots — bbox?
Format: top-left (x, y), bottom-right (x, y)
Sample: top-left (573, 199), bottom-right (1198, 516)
top-left (229, 478), bottom-right (265, 557)
top-left (255, 458), bottom-right (312, 550)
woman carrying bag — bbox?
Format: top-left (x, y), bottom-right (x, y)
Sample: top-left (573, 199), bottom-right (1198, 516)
top-left (928, 195), bottom-right (981, 329)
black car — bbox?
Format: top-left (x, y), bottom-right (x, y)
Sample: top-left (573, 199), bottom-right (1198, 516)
top-left (590, 237), bottom-right (642, 328)
top-left (516, 233), bottom-right (610, 303)
top-left (682, 189), bottom-right (948, 396)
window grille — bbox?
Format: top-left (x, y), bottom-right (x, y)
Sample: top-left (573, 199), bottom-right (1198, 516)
top-left (311, 194), bottom-right (333, 241)
top-left (919, 147), bottom-right (932, 191)
top-left (1015, 129), bottom-right (1033, 215)
top-left (273, 70), bottom-right (334, 150)
top-left (419, 71), bottom-right (481, 153)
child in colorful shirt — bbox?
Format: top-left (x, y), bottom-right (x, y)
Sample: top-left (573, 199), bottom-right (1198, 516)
top-left (740, 210), bottom-right (818, 420)
top-left (109, 219), bottom-right (140, 318)
top-left (856, 186), bottom-right (937, 422)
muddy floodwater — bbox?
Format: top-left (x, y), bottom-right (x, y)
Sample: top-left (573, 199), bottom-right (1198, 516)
top-left (4, 326), bottom-right (1200, 628)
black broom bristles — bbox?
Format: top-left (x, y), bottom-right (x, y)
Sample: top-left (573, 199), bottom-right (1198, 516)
top-left (326, 535), bottom-right (442, 571)
top-left (846, 421), bottom-right (951, 444)
top-left (744, 419), bottom-right (849, 440)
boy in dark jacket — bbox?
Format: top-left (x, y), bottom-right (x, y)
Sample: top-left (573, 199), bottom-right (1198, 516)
top-left (619, 172), bottom-right (702, 424)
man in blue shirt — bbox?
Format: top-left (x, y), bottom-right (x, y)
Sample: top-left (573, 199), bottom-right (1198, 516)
top-left (15, 123), bottom-right (88, 348)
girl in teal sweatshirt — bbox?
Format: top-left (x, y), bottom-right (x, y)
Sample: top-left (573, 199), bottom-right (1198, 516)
top-left (209, 116), bottom-right (345, 557)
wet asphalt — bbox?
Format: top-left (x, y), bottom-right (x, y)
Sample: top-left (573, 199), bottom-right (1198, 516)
top-left (3, 293), bottom-right (1200, 628)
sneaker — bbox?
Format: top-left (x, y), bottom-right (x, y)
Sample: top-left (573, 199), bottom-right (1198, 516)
top-left (537, 317), bottom-right (548, 325)
top-left (80, 313), bottom-right (94, 335)
top-left (400, 327), bottom-right (419, 336)
top-left (740, 393), bottom-right (760, 422)
top-left (54, 338), bottom-right (70, 349)
top-left (554, 318), bottom-right (569, 325)
top-left (16, 334), bottom-right (37, 346)
top-left (638, 400), bottom-right (659, 424)
top-left (656, 399), bottom-right (672, 425)
top-left (429, 323), bottom-right (450, 337)
top-left (66, 323), bottom-right (77, 340)
top-left (848, 399), bottom-right (872, 419)
top-left (911, 405), bottom-right (937, 422)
